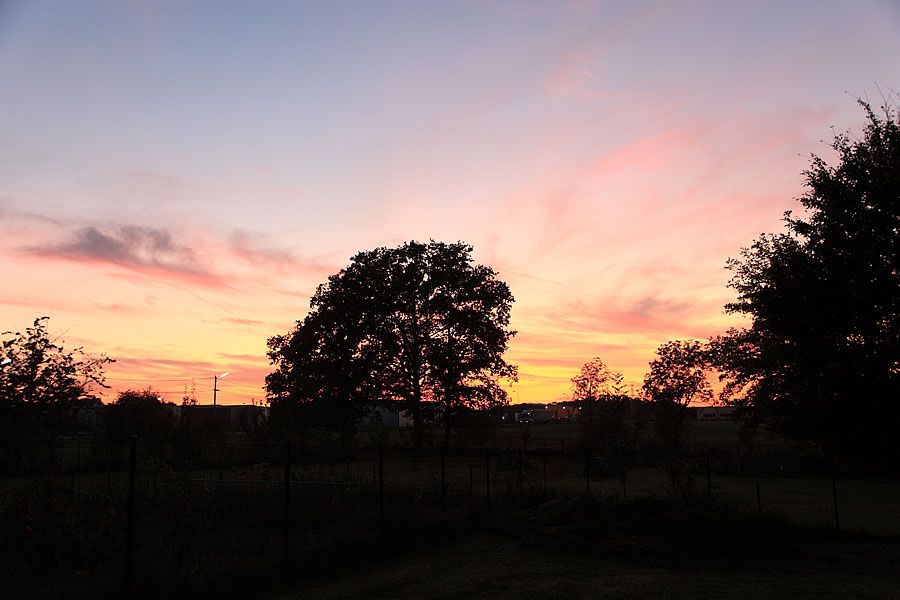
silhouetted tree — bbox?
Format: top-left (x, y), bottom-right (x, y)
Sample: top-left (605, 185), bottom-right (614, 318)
top-left (643, 340), bottom-right (712, 499)
top-left (596, 371), bottom-right (644, 473)
top-left (181, 382), bottom-right (198, 406)
top-left (712, 100), bottom-right (899, 463)
top-left (107, 388), bottom-right (174, 440)
top-left (0, 317), bottom-right (112, 408)
top-left (571, 357), bottom-right (613, 451)
top-left (267, 241), bottom-right (516, 446)
top-left (572, 357), bottom-right (613, 401)
top-left (0, 317), bottom-right (112, 471)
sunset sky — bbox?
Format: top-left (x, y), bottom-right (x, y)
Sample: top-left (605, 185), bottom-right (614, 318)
top-left (2, 1), bottom-right (898, 405)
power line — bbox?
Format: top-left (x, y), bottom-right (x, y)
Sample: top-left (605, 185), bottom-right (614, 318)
top-left (224, 381), bottom-right (265, 389)
top-left (106, 377), bottom-right (194, 383)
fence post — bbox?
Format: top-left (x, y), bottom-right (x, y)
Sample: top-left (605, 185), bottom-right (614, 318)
top-left (440, 447), bottom-right (447, 505)
top-left (125, 436), bottom-right (137, 594)
top-left (283, 437), bottom-right (292, 565)
top-left (484, 447), bottom-right (491, 506)
top-left (517, 448), bottom-right (523, 498)
top-left (706, 451), bottom-right (712, 498)
top-left (585, 451), bottom-right (590, 496)
top-left (756, 480), bottom-right (761, 513)
top-left (378, 444), bottom-right (384, 536)
top-left (831, 458), bottom-right (840, 530)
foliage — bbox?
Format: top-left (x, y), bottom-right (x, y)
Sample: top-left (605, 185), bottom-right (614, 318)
top-left (571, 358), bottom-right (644, 468)
top-left (106, 388), bottom-right (175, 439)
top-left (0, 317), bottom-right (112, 472)
top-left (267, 241), bottom-right (517, 445)
top-left (0, 316), bottom-right (112, 408)
top-left (642, 340), bottom-right (712, 408)
top-left (181, 382), bottom-right (198, 406)
top-left (0, 317), bottom-right (112, 455)
top-left (572, 357), bottom-right (613, 451)
top-left (712, 100), bottom-right (899, 461)
top-left (571, 357), bottom-right (613, 403)
top-left (643, 340), bottom-right (712, 499)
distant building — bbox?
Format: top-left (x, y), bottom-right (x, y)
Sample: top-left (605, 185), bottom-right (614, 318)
top-left (179, 404), bottom-right (269, 431)
top-left (71, 405), bottom-right (105, 431)
top-left (546, 403), bottom-right (575, 420)
top-left (694, 406), bottom-right (736, 420)
top-left (359, 404), bottom-right (412, 430)
top-left (514, 407), bottom-right (558, 423)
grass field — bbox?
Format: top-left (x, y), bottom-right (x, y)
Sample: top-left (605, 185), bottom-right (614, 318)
top-left (279, 533), bottom-right (900, 600)
top-left (3, 420), bottom-right (899, 598)
top-left (277, 494), bottom-right (900, 600)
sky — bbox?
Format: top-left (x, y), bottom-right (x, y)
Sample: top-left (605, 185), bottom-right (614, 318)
top-left (1, 0), bottom-right (898, 405)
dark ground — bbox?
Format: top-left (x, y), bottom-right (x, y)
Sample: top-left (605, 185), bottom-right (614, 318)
top-left (278, 497), bottom-right (900, 600)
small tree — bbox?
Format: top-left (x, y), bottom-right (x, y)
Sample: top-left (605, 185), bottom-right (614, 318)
top-left (0, 317), bottom-right (112, 408)
top-left (571, 358), bottom-right (642, 475)
top-left (642, 340), bottom-right (712, 500)
top-left (107, 388), bottom-right (174, 440)
top-left (0, 317), bottom-right (113, 471)
top-left (597, 371), bottom-right (644, 475)
top-left (181, 382), bottom-right (198, 406)
top-left (571, 357), bottom-right (612, 451)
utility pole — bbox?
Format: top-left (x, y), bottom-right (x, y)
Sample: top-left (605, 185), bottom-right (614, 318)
top-left (212, 371), bottom-right (229, 406)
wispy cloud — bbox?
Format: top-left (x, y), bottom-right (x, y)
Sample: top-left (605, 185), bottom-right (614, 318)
top-left (0, 200), bottom-right (65, 226)
top-left (217, 351), bottom-right (267, 363)
top-left (115, 169), bottom-right (191, 202)
top-left (95, 302), bottom-right (146, 315)
top-left (527, 293), bottom-right (717, 340)
top-left (219, 318), bottom-right (265, 327)
top-left (545, 51), bottom-right (601, 97)
top-left (26, 224), bottom-right (228, 287)
top-left (228, 229), bottom-right (335, 276)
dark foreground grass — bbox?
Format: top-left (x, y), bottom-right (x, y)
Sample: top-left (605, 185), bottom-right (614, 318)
top-left (280, 497), bottom-right (900, 600)
top-left (281, 534), bottom-right (900, 600)
top-left (5, 489), bottom-right (898, 599)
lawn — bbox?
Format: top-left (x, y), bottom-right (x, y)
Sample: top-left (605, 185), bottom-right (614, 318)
top-left (279, 504), bottom-right (900, 600)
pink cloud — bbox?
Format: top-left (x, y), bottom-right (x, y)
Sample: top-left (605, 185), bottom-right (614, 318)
top-left (25, 224), bottom-right (232, 287)
top-left (591, 125), bottom-right (711, 176)
top-left (522, 292), bottom-right (726, 341)
top-left (227, 229), bottom-right (336, 277)
top-left (546, 51), bottom-right (601, 97)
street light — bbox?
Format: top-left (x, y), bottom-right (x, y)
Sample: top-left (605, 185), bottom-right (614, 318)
top-left (213, 371), bottom-right (230, 406)
top-left (0, 358), bottom-right (10, 366)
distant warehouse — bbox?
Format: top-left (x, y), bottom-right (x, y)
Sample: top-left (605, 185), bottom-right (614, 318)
top-left (515, 408), bottom-right (556, 423)
top-left (694, 406), bottom-right (736, 420)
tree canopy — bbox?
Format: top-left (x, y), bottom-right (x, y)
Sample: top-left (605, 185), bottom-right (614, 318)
top-left (107, 388), bottom-right (174, 439)
top-left (267, 240), bottom-right (517, 445)
top-left (642, 340), bottom-right (712, 409)
top-left (712, 101), bottom-right (899, 460)
top-left (0, 317), bottom-right (112, 410)
top-left (571, 357), bottom-right (614, 403)
top-left (1, 317), bottom-right (113, 456)
top-left (643, 339), bottom-right (712, 498)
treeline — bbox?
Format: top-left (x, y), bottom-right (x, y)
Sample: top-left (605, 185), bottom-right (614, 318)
top-left (2, 98), bottom-right (897, 474)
